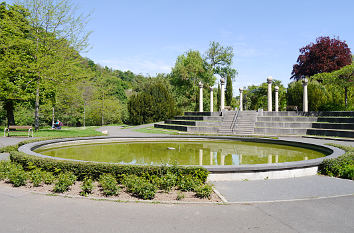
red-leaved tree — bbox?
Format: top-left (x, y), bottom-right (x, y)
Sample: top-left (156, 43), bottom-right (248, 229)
top-left (291, 36), bottom-right (352, 80)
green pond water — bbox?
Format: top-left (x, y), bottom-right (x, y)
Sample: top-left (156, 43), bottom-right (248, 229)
top-left (35, 140), bottom-right (326, 166)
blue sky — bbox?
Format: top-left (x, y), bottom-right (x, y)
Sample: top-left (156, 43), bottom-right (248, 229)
top-left (16, 0), bottom-right (354, 95)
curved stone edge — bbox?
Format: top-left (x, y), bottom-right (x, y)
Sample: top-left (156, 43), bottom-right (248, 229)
top-left (18, 136), bottom-right (344, 174)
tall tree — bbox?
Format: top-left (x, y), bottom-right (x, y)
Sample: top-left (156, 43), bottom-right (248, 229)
top-left (225, 74), bottom-right (233, 106)
top-left (16, 0), bottom-right (90, 130)
top-left (291, 36), bottom-right (352, 80)
top-left (0, 3), bottom-right (34, 126)
top-left (216, 83), bottom-right (221, 111)
top-left (205, 41), bottom-right (237, 80)
top-left (169, 50), bottom-right (213, 111)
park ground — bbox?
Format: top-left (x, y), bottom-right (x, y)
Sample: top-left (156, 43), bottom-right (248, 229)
top-left (0, 125), bottom-right (353, 233)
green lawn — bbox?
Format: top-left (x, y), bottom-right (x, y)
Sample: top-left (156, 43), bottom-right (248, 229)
top-left (1, 126), bottom-right (104, 138)
top-left (133, 126), bottom-right (180, 135)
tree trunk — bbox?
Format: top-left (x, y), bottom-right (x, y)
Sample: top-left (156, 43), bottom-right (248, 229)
top-left (52, 107), bottom-right (55, 128)
top-left (34, 83), bottom-right (40, 131)
top-left (4, 100), bottom-right (15, 126)
top-left (344, 87), bottom-right (348, 108)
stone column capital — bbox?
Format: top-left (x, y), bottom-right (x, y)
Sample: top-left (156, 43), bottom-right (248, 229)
top-left (239, 87), bottom-right (243, 93)
top-left (275, 86), bottom-right (279, 92)
top-left (210, 87), bottom-right (214, 92)
top-left (302, 78), bottom-right (308, 86)
top-left (267, 76), bottom-right (273, 84)
top-left (198, 81), bottom-right (203, 88)
top-left (220, 78), bottom-right (225, 85)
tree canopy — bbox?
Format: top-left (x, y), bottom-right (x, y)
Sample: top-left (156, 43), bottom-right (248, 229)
top-left (291, 36), bottom-right (352, 80)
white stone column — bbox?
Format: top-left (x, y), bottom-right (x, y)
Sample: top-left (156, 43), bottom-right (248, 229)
top-left (275, 86), bottom-right (279, 112)
top-left (210, 87), bottom-right (213, 112)
top-left (267, 76), bottom-right (273, 112)
top-left (239, 88), bottom-right (243, 111)
top-left (199, 149), bottom-right (203, 165)
top-left (199, 82), bottom-right (203, 112)
top-left (220, 78), bottom-right (225, 110)
top-left (302, 78), bottom-right (308, 112)
top-left (210, 151), bottom-right (213, 165)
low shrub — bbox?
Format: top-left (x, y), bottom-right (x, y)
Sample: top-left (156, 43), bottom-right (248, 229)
top-left (159, 172), bottom-right (177, 192)
top-left (176, 191), bottom-right (184, 201)
top-left (122, 175), bottom-right (157, 200)
top-left (30, 169), bottom-right (43, 187)
top-left (194, 183), bottom-right (213, 199)
top-left (318, 144), bottom-right (354, 180)
top-left (80, 177), bottom-right (94, 196)
top-left (0, 160), bottom-right (13, 180)
top-left (10, 151), bottom-right (208, 183)
top-left (42, 171), bottom-right (56, 185)
top-left (53, 172), bottom-right (76, 193)
top-left (99, 174), bottom-right (119, 196)
top-left (7, 164), bottom-right (28, 187)
top-left (177, 175), bottom-right (202, 191)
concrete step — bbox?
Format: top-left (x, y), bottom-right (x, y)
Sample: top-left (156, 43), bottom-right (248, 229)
top-left (254, 127), bottom-right (308, 135)
top-left (174, 116), bottom-right (223, 121)
top-left (257, 116), bottom-right (318, 122)
top-left (184, 112), bottom-right (221, 116)
top-left (165, 120), bottom-right (221, 127)
top-left (306, 128), bottom-right (354, 138)
top-left (317, 117), bottom-right (354, 123)
top-left (255, 122), bottom-right (313, 128)
top-left (312, 123), bottom-right (354, 130)
top-left (261, 111), bottom-right (299, 116)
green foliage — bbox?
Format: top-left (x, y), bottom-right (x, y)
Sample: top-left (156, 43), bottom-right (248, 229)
top-left (318, 144), bottom-right (354, 180)
top-left (99, 173), bottom-right (119, 196)
top-left (225, 74), bottom-right (233, 106)
top-left (0, 160), bottom-right (14, 180)
top-left (243, 80), bottom-right (286, 111)
top-left (128, 78), bottom-right (176, 125)
top-left (177, 175), bottom-right (202, 191)
top-left (42, 171), bottom-right (55, 185)
top-left (122, 175), bottom-right (157, 200)
top-left (10, 151), bottom-right (209, 183)
top-left (80, 177), bottom-right (94, 196)
top-left (194, 183), bottom-right (213, 199)
top-left (29, 168), bottom-right (43, 187)
top-left (159, 172), bottom-right (177, 192)
top-left (7, 164), bottom-right (28, 187)
top-left (53, 172), bottom-right (76, 193)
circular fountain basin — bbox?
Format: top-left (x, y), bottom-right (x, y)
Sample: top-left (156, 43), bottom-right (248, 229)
top-left (19, 136), bottom-right (343, 181)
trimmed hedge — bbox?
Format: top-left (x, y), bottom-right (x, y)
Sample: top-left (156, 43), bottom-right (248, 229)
top-left (9, 151), bottom-right (209, 183)
top-left (318, 144), bottom-right (354, 180)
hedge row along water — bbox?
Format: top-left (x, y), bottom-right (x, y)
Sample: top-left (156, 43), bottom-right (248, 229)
top-left (9, 151), bottom-right (209, 183)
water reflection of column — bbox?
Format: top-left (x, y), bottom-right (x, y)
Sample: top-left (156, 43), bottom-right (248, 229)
top-left (199, 149), bottom-right (203, 165)
top-left (275, 154), bottom-right (279, 163)
top-left (268, 154), bottom-right (272, 164)
top-left (221, 153), bottom-right (225, 166)
top-left (210, 151), bottom-right (213, 165)
top-left (304, 156), bottom-right (308, 160)
top-left (239, 154), bottom-right (242, 165)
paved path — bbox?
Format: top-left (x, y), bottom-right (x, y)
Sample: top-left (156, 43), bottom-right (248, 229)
top-left (0, 185), bottom-right (353, 233)
top-left (1, 129), bottom-right (354, 232)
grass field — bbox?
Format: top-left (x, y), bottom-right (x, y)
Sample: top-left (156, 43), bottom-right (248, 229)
top-left (133, 126), bottom-right (180, 135)
top-left (1, 126), bottom-right (104, 138)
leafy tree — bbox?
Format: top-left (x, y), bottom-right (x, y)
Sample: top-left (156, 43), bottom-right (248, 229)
top-left (16, 0), bottom-right (91, 130)
top-left (243, 80), bottom-right (286, 111)
top-left (128, 78), bottom-right (176, 125)
top-left (205, 41), bottom-right (237, 80)
top-left (291, 36), bottom-right (352, 80)
top-left (0, 3), bottom-right (34, 126)
top-left (225, 74), bottom-right (233, 106)
top-left (169, 50), bottom-right (213, 111)
top-left (312, 63), bottom-right (354, 108)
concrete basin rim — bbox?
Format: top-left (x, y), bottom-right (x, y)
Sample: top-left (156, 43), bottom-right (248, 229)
top-left (17, 136), bottom-right (343, 173)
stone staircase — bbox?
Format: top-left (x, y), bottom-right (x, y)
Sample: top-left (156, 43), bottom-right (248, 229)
top-left (217, 111), bottom-right (237, 134)
top-left (254, 111), bottom-right (316, 135)
top-left (306, 112), bottom-right (354, 138)
top-left (154, 112), bottom-right (223, 133)
top-left (233, 111), bottom-right (258, 135)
